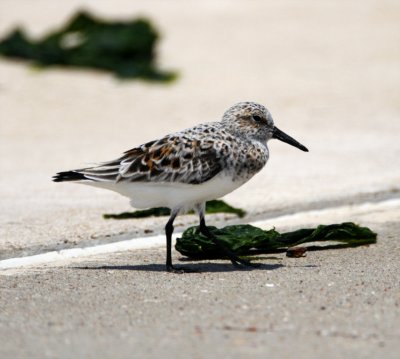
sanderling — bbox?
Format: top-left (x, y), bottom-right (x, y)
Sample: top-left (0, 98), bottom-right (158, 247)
top-left (53, 102), bottom-right (308, 272)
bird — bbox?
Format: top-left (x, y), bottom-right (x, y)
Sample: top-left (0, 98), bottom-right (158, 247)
top-left (53, 102), bottom-right (308, 272)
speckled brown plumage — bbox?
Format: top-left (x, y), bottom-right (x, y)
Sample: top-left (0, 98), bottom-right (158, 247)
top-left (67, 103), bottom-right (273, 185)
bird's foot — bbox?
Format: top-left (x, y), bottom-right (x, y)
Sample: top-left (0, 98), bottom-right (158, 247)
top-left (200, 226), bottom-right (260, 270)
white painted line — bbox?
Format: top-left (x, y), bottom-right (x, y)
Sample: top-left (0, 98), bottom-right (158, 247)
top-left (1, 197), bottom-right (399, 271)
top-left (0, 234), bottom-right (169, 270)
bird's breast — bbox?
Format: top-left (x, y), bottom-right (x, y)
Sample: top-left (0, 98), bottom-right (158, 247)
top-left (226, 142), bottom-right (269, 182)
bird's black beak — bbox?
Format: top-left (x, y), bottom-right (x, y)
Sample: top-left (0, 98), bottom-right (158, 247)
top-left (272, 126), bottom-right (309, 152)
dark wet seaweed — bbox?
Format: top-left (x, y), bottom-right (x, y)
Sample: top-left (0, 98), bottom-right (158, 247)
top-left (175, 222), bottom-right (377, 259)
top-left (103, 200), bottom-right (246, 219)
top-left (0, 11), bottom-right (176, 81)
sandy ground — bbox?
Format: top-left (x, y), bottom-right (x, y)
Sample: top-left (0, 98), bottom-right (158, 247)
top-left (0, 0), bottom-right (399, 358)
top-left (1, 201), bottom-right (399, 359)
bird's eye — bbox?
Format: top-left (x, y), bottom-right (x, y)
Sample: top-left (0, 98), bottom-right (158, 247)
top-left (253, 115), bottom-right (262, 122)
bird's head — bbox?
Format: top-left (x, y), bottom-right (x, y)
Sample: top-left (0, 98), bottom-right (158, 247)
top-left (221, 102), bottom-right (308, 152)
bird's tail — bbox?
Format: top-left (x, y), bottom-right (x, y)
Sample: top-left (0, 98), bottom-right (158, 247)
top-left (52, 170), bottom-right (87, 182)
top-left (52, 160), bottom-right (121, 183)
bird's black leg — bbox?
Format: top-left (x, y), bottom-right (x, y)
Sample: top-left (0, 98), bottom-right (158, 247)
top-left (165, 209), bottom-right (196, 273)
top-left (197, 207), bottom-right (257, 268)
top-left (165, 210), bottom-right (179, 272)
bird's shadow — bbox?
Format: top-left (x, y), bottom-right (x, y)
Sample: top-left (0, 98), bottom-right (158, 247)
top-left (73, 262), bottom-right (285, 273)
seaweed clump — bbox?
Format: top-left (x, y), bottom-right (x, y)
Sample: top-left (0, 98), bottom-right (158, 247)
top-left (175, 222), bottom-right (377, 259)
top-left (103, 200), bottom-right (246, 219)
top-left (0, 11), bottom-right (176, 81)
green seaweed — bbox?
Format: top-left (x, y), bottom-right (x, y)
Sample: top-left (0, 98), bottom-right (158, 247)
top-left (103, 207), bottom-right (171, 219)
top-left (103, 200), bottom-right (246, 219)
top-left (103, 199), bottom-right (246, 219)
top-left (204, 200), bottom-right (246, 218)
top-left (0, 11), bottom-right (176, 82)
top-left (175, 222), bottom-right (377, 259)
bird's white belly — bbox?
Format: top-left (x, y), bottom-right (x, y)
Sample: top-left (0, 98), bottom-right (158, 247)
top-left (87, 173), bottom-right (249, 210)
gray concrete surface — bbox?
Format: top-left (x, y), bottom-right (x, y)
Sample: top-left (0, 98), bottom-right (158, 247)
top-left (0, 0), bottom-right (399, 358)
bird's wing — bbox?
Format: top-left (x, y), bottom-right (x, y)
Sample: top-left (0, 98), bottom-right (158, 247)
top-left (80, 134), bottom-right (223, 185)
